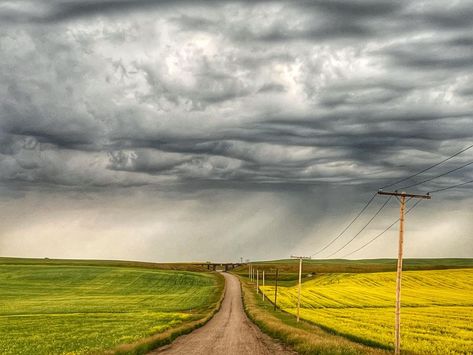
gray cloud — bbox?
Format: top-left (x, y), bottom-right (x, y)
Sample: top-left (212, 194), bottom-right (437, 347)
top-left (380, 40), bottom-right (473, 71)
top-left (0, 0), bottom-right (472, 260)
top-left (0, 1), bottom-right (405, 24)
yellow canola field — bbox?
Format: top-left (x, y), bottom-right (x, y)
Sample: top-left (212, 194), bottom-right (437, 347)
top-left (261, 268), bottom-right (473, 354)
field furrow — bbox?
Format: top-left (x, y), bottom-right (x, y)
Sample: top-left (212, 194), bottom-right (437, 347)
top-left (0, 264), bottom-right (222, 355)
top-left (261, 268), bottom-right (473, 354)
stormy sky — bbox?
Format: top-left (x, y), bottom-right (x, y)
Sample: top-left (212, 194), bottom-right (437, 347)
top-left (1, 0), bottom-right (472, 262)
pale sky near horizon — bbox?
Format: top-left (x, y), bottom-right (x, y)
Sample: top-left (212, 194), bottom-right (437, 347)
top-left (0, 0), bottom-right (472, 262)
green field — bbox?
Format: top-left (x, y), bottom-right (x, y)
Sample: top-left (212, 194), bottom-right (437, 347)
top-left (0, 257), bottom-right (212, 272)
top-left (261, 268), bottom-right (473, 354)
top-left (0, 262), bottom-right (222, 355)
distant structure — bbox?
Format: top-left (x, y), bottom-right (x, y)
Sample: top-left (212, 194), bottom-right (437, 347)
top-left (200, 262), bottom-right (243, 272)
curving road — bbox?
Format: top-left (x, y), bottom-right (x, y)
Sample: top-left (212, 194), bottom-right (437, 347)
top-left (150, 272), bottom-right (294, 355)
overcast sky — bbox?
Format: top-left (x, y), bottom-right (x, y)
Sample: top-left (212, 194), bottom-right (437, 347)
top-left (1, 0), bottom-right (472, 262)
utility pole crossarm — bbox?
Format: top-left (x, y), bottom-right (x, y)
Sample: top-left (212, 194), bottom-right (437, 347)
top-left (290, 255), bottom-right (312, 259)
top-left (378, 191), bottom-right (431, 199)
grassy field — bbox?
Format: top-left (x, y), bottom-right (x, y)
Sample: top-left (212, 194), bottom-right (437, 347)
top-left (234, 258), bottom-right (473, 281)
top-left (0, 256), bottom-right (212, 271)
top-left (0, 261), bottom-right (223, 355)
top-left (260, 268), bottom-right (473, 354)
top-left (240, 276), bottom-right (387, 355)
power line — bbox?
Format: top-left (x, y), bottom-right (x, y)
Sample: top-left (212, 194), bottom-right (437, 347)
top-left (428, 179), bottom-right (473, 193)
top-left (310, 192), bottom-right (377, 257)
top-left (399, 160), bottom-right (473, 190)
top-left (311, 144), bottom-right (472, 260)
top-left (341, 199), bottom-right (423, 258)
top-left (380, 143), bottom-right (473, 190)
top-left (323, 195), bottom-right (393, 258)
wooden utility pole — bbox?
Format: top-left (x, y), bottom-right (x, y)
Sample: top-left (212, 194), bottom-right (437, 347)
top-left (248, 264), bottom-right (251, 280)
top-left (378, 190), bottom-right (430, 355)
top-left (256, 269), bottom-right (259, 294)
top-left (274, 269), bottom-right (279, 311)
top-left (262, 270), bottom-right (265, 301)
top-left (291, 255), bottom-right (311, 322)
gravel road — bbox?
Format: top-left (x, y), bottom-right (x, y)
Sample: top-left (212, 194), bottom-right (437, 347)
top-left (150, 272), bottom-right (294, 355)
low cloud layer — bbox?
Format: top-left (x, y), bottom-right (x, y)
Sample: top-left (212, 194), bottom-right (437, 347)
top-left (0, 0), bottom-right (472, 261)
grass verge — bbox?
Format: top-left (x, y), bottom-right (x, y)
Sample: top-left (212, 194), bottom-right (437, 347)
top-left (239, 276), bottom-right (388, 355)
top-left (107, 272), bottom-right (225, 355)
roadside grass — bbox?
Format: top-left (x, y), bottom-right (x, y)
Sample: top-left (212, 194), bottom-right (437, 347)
top-left (0, 262), bottom-right (224, 355)
top-left (239, 276), bottom-right (387, 355)
top-left (260, 269), bottom-right (473, 354)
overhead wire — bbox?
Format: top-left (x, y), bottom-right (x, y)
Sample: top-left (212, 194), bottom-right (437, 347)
top-left (322, 195), bottom-right (393, 258)
top-left (310, 192), bottom-right (377, 257)
top-left (311, 142), bottom-right (472, 259)
top-left (341, 198), bottom-right (423, 258)
top-left (399, 160), bottom-right (473, 190)
top-left (339, 173), bottom-right (472, 259)
top-left (428, 179), bottom-right (473, 194)
top-left (379, 143), bottom-right (473, 190)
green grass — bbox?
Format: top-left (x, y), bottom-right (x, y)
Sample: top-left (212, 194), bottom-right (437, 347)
top-left (261, 269), bottom-right (473, 354)
top-left (0, 263), bottom-right (223, 355)
top-left (0, 257), bottom-right (212, 272)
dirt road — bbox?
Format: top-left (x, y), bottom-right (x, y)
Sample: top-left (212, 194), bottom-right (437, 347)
top-left (150, 272), bottom-right (294, 355)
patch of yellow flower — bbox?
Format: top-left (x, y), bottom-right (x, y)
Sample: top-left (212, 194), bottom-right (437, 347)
top-left (261, 268), bottom-right (473, 354)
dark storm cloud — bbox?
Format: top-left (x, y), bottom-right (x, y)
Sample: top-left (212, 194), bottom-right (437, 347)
top-left (380, 40), bottom-right (473, 71)
top-left (419, 5), bottom-right (473, 29)
top-left (138, 62), bottom-right (253, 107)
top-left (1, 0), bottom-right (472, 193)
top-left (1, 0), bottom-right (473, 261)
top-left (1, 0), bottom-right (403, 24)
top-left (0, 0), bottom-right (173, 24)
top-left (303, 0), bottom-right (402, 17)
top-left (317, 80), bottom-right (416, 108)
